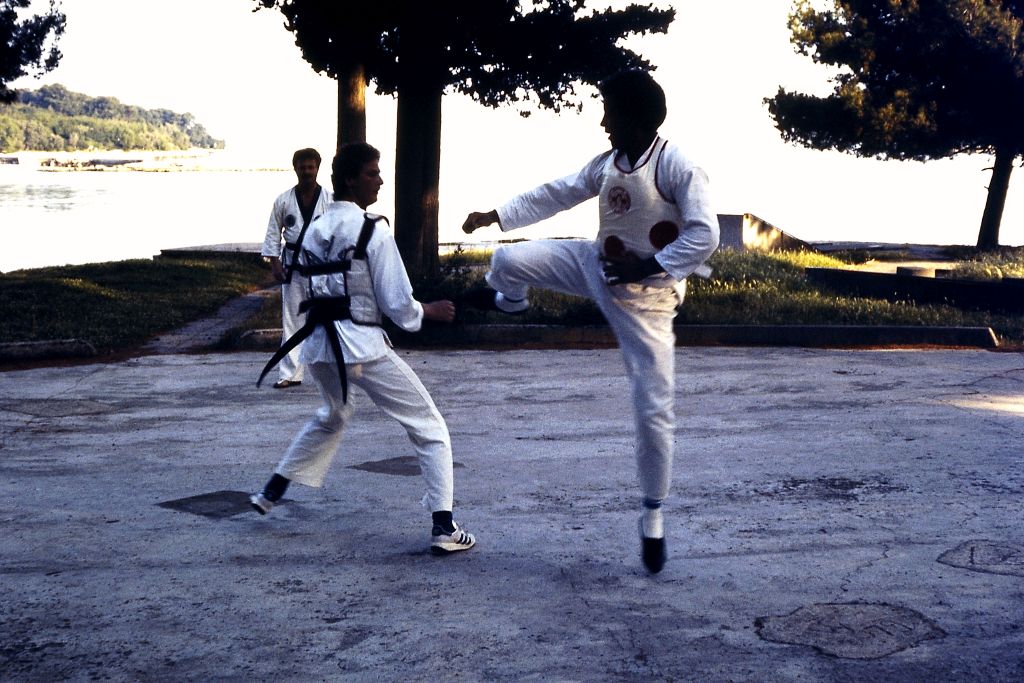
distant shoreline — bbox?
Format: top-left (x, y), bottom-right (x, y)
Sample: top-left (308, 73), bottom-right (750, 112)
top-left (0, 149), bottom-right (290, 173)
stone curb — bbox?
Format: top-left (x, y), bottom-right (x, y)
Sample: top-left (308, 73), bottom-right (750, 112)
top-left (2, 325), bottom-right (999, 365)
top-left (236, 328), bottom-right (285, 350)
top-left (0, 339), bottom-right (97, 362)
top-left (240, 323), bottom-right (1001, 351)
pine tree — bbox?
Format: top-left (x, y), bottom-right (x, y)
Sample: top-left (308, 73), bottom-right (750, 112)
top-left (766, 0), bottom-right (1024, 249)
top-left (0, 0), bottom-right (65, 104)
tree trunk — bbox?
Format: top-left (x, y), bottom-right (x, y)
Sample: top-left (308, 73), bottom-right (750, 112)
top-left (977, 146), bottom-right (1015, 250)
top-left (336, 62), bottom-right (366, 151)
top-left (394, 86), bottom-right (442, 280)
top-left (393, 7), bottom-right (443, 280)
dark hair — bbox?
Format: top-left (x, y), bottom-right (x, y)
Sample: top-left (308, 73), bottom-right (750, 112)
top-left (332, 142), bottom-right (381, 196)
top-left (292, 147), bottom-right (322, 167)
top-left (599, 70), bottom-right (667, 131)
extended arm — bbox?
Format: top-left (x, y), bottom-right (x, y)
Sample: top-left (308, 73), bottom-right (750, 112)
top-left (461, 153), bottom-right (607, 234)
top-left (367, 225), bottom-right (455, 330)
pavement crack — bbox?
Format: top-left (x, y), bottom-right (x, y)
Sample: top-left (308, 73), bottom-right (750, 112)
top-left (836, 543), bottom-right (892, 597)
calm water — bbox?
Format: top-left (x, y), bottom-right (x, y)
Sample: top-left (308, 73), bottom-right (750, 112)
top-left (0, 167), bottom-right (300, 272)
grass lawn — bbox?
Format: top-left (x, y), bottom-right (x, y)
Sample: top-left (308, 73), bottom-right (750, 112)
top-left (439, 247), bottom-right (1024, 345)
top-left (0, 257), bottom-right (273, 353)
top-left (3, 246), bottom-right (1023, 356)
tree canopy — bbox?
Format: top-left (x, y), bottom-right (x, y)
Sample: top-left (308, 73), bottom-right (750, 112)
top-left (255, 1), bottom-right (674, 275)
top-left (766, 0), bottom-right (1024, 248)
top-left (0, 0), bottom-right (65, 104)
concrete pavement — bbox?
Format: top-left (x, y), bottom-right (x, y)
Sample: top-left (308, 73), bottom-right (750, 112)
top-left (1, 347), bottom-right (1022, 681)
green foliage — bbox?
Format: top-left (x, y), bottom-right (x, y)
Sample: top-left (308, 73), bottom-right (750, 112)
top-left (444, 247), bottom-right (1024, 342)
top-left (8, 248), bottom-right (1020, 355)
top-left (0, 258), bottom-right (271, 352)
top-left (0, 84), bottom-right (224, 151)
top-left (682, 250), bottom-right (1024, 343)
top-left (255, 1), bottom-right (674, 113)
top-left (0, 0), bottom-right (65, 103)
top-left (950, 246), bottom-right (1024, 280)
top-left (768, 0), bottom-right (1024, 161)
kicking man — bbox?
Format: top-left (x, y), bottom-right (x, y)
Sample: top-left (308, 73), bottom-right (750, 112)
top-left (253, 142), bottom-right (475, 556)
top-left (462, 70), bottom-right (718, 572)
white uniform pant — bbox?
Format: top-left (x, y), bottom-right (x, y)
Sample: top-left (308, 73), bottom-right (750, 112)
top-left (273, 350), bottom-right (455, 512)
top-left (486, 239), bottom-right (679, 502)
top-left (277, 275), bottom-right (308, 383)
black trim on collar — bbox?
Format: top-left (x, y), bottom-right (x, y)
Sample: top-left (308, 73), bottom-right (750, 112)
top-left (613, 136), bottom-right (661, 174)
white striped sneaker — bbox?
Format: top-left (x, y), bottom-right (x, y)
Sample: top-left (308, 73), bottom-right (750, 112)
top-left (430, 523), bottom-right (476, 555)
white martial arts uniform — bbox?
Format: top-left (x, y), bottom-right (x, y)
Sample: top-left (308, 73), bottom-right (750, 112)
top-left (271, 200), bottom-right (454, 512)
top-left (261, 184), bottom-right (331, 383)
top-left (489, 136), bottom-right (719, 503)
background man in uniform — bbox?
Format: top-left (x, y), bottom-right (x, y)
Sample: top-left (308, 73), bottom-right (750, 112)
top-left (261, 148), bottom-right (330, 388)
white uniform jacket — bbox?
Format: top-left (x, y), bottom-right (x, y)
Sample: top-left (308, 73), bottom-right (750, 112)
top-left (261, 185), bottom-right (331, 268)
top-left (298, 201), bottom-right (425, 365)
top-left (495, 137), bottom-right (719, 282)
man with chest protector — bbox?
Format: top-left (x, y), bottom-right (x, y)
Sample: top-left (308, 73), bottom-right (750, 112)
top-left (251, 142), bottom-right (476, 556)
top-left (462, 69), bottom-right (719, 573)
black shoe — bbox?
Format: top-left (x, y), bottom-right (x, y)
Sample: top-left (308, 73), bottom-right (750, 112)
top-left (639, 519), bottom-right (667, 573)
top-left (250, 492), bottom-right (273, 515)
top-left (461, 286), bottom-right (501, 312)
top-left (461, 286), bottom-right (526, 315)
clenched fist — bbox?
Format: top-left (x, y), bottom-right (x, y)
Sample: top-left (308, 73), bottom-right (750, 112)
top-left (462, 210), bottom-right (499, 234)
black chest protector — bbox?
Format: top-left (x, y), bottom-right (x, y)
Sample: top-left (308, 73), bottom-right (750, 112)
top-left (281, 186), bottom-right (324, 284)
top-left (257, 214), bottom-right (385, 402)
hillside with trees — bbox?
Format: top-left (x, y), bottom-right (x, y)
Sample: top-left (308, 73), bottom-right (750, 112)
top-left (0, 84), bottom-right (224, 152)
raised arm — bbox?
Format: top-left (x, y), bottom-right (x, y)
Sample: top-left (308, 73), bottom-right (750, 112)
top-left (461, 152), bottom-right (608, 235)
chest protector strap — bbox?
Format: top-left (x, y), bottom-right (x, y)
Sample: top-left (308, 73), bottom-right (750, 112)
top-left (257, 214), bottom-right (382, 403)
top-left (281, 187), bottom-right (324, 284)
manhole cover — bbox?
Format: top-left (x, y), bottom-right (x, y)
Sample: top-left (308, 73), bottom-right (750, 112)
top-left (348, 456), bottom-right (464, 477)
top-left (755, 603), bottom-right (944, 659)
top-left (937, 540), bottom-right (1024, 577)
top-left (158, 490), bottom-right (257, 518)
top-left (0, 398), bottom-right (115, 417)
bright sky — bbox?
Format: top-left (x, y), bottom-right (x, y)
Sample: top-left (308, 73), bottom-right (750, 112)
top-left (12, 0), bottom-right (1024, 247)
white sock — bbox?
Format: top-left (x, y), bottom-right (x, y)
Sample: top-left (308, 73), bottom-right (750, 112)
top-left (641, 506), bottom-right (664, 539)
top-left (495, 292), bottom-right (529, 313)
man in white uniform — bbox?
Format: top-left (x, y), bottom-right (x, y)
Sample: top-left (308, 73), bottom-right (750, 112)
top-left (251, 142), bottom-right (475, 556)
top-left (462, 70), bottom-right (718, 573)
top-left (261, 148), bottom-right (331, 388)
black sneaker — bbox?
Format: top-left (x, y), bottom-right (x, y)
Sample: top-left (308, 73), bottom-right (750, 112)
top-left (639, 518), bottom-right (667, 573)
top-left (250, 492), bottom-right (273, 515)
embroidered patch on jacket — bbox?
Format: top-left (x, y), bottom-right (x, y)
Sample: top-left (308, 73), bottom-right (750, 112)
top-left (607, 186), bottom-right (631, 214)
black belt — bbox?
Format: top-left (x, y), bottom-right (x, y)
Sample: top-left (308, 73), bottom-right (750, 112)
top-left (257, 296), bottom-right (354, 402)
